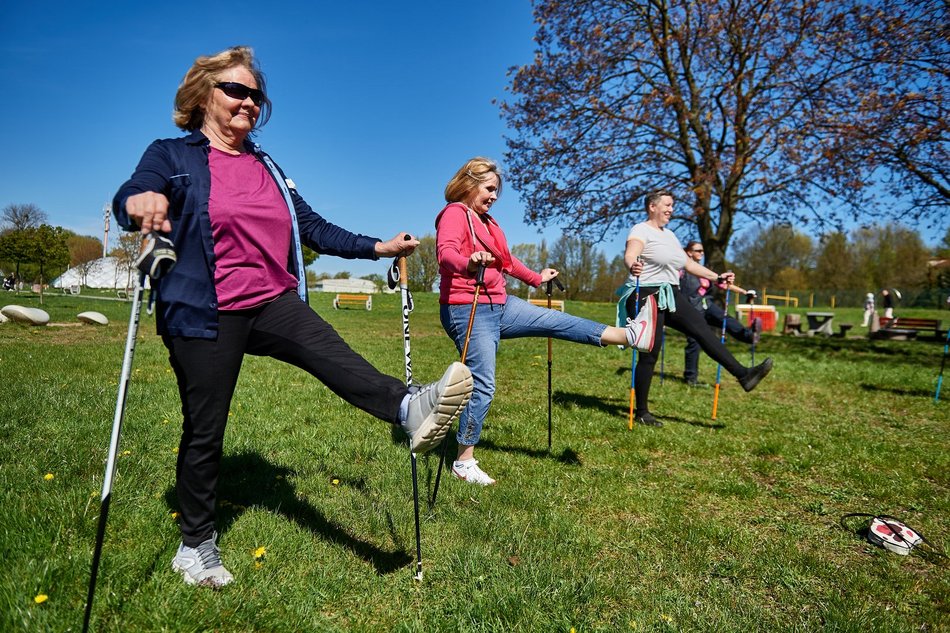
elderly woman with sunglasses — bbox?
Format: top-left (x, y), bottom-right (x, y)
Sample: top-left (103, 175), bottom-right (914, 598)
top-left (680, 240), bottom-right (762, 387)
top-left (113, 46), bottom-right (473, 588)
top-left (620, 190), bottom-right (774, 428)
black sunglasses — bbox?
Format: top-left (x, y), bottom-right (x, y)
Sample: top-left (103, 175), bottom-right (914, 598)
top-left (215, 82), bottom-right (265, 106)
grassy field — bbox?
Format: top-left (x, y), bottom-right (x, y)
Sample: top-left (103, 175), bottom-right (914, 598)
top-left (1, 290), bottom-right (947, 632)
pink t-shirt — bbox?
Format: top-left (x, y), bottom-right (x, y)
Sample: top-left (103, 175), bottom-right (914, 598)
top-left (208, 148), bottom-right (298, 310)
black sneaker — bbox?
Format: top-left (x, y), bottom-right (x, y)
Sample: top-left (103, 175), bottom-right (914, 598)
top-left (635, 412), bottom-right (663, 427)
top-left (739, 357), bottom-right (773, 392)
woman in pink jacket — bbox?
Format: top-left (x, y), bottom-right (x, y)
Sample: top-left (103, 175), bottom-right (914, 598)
top-left (436, 157), bottom-right (655, 485)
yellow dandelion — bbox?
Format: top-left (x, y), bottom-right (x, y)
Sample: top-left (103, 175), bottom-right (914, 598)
top-left (253, 546), bottom-right (266, 560)
top-left (44, 473), bottom-right (54, 481)
top-left (255, 561), bottom-right (262, 569)
top-left (34, 594), bottom-right (48, 604)
top-left (661, 614), bottom-right (673, 623)
top-left (162, 418), bottom-right (169, 424)
top-left (172, 447), bottom-right (179, 454)
top-left (331, 478), bottom-right (340, 486)
top-left (122, 450), bottom-right (131, 456)
top-left (170, 511), bottom-right (180, 520)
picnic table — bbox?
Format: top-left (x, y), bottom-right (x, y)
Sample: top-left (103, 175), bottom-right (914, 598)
top-left (806, 312), bottom-right (835, 336)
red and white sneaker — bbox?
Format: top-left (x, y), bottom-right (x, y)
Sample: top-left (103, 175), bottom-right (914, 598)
top-left (625, 294), bottom-right (657, 352)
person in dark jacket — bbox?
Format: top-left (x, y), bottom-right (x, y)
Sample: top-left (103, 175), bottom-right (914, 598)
top-left (680, 241), bottom-right (761, 386)
top-left (114, 46), bottom-right (472, 588)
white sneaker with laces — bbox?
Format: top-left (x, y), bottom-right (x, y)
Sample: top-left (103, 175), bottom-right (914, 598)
top-left (452, 459), bottom-right (496, 486)
top-left (171, 531), bottom-right (233, 588)
top-left (624, 294), bottom-right (657, 352)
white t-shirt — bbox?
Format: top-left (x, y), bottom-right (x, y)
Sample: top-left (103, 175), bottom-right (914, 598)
top-left (626, 222), bottom-right (686, 286)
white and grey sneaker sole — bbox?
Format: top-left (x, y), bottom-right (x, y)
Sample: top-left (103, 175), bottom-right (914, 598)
top-left (411, 363), bottom-right (473, 454)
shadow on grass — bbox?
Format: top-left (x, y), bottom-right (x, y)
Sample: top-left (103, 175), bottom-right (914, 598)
top-left (859, 383), bottom-right (937, 398)
top-left (660, 413), bottom-right (727, 430)
top-left (164, 451), bottom-right (411, 575)
top-left (554, 390), bottom-right (627, 417)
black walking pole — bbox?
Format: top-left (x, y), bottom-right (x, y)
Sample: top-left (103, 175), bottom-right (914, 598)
top-left (545, 276), bottom-right (565, 451)
top-left (430, 263), bottom-right (485, 510)
top-left (935, 326), bottom-right (950, 402)
top-left (83, 234), bottom-right (176, 633)
top-left (387, 236), bottom-right (426, 580)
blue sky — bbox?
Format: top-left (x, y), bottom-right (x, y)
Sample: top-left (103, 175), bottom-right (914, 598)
top-left (2, 0), bottom-right (621, 278)
top-left (3, 2), bottom-right (944, 282)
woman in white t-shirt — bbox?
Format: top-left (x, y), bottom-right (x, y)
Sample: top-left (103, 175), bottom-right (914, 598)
top-left (620, 190), bottom-right (773, 427)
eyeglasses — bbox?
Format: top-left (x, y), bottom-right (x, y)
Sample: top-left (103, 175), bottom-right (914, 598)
top-left (214, 82), bottom-right (265, 106)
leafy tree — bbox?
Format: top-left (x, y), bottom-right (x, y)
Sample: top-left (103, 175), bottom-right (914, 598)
top-left (821, 0), bottom-right (949, 224)
top-left (0, 229), bottom-right (35, 284)
top-left (731, 224), bottom-right (813, 289)
top-left (509, 240), bottom-right (550, 298)
top-left (811, 232), bottom-right (854, 292)
top-left (110, 232), bottom-right (140, 290)
top-left (850, 224), bottom-right (930, 292)
top-left (67, 235), bottom-right (104, 287)
top-left (406, 234), bottom-right (439, 293)
top-left (1, 203), bottom-right (48, 231)
top-left (550, 235), bottom-right (600, 300)
top-left (500, 0), bottom-right (940, 273)
top-left (26, 225), bottom-right (70, 303)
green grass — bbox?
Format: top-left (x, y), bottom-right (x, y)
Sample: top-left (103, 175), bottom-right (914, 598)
top-left (1, 292), bottom-right (948, 632)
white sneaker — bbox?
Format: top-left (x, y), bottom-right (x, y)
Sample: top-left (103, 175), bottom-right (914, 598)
top-left (624, 294), bottom-right (657, 352)
top-left (452, 459), bottom-right (496, 486)
top-left (401, 362), bottom-right (473, 454)
top-left (171, 531), bottom-right (233, 588)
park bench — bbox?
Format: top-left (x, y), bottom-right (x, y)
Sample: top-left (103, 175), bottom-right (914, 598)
top-left (877, 316), bottom-right (942, 339)
top-left (333, 293), bottom-right (372, 310)
top-left (528, 298), bottom-right (565, 311)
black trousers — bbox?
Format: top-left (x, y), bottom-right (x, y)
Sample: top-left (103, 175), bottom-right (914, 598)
top-left (626, 287), bottom-right (748, 416)
top-left (162, 292), bottom-right (407, 546)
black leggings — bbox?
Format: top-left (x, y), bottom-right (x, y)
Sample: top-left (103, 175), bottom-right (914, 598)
top-left (626, 286), bottom-right (748, 416)
top-left (163, 291), bottom-right (407, 546)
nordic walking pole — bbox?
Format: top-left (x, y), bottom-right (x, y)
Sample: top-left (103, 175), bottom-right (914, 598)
top-left (711, 288), bottom-right (731, 420)
top-left (83, 234), bottom-right (176, 633)
top-left (660, 327), bottom-right (666, 385)
top-left (430, 263), bottom-right (486, 510)
top-left (82, 271), bottom-right (145, 633)
top-left (749, 291), bottom-right (756, 366)
top-left (388, 235), bottom-right (425, 581)
top-left (546, 276), bottom-right (565, 451)
top-left (627, 258), bottom-right (641, 430)
top-left (935, 326), bottom-right (950, 402)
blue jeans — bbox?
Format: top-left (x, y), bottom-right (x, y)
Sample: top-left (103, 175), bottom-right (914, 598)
top-left (440, 295), bottom-right (607, 446)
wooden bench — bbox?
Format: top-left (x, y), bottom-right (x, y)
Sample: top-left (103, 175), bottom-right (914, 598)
top-left (333, 293), bottom-right (372, 310)
top-left (877, 316), bottom-right (941, 338)
top-left (529, 298), bottom-right (565, 311)
top-left (836, 323), bottom-right (854, 337)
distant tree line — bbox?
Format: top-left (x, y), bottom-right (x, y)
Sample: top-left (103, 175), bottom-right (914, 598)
top-left (395, 224), bottom-right (950, 308)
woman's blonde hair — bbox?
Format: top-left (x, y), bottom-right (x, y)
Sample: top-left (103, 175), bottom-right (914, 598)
top-left (444, 157), bottom-right (503, 203)
top-left (173, 46), bottom-right (272, 131)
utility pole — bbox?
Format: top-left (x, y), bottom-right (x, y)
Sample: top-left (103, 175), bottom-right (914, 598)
top-left (102, 203), bottom-right (111, 258)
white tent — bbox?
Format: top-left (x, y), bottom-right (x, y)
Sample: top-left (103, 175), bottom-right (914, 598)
top-left (51, 257), bottom-right (135, 289)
